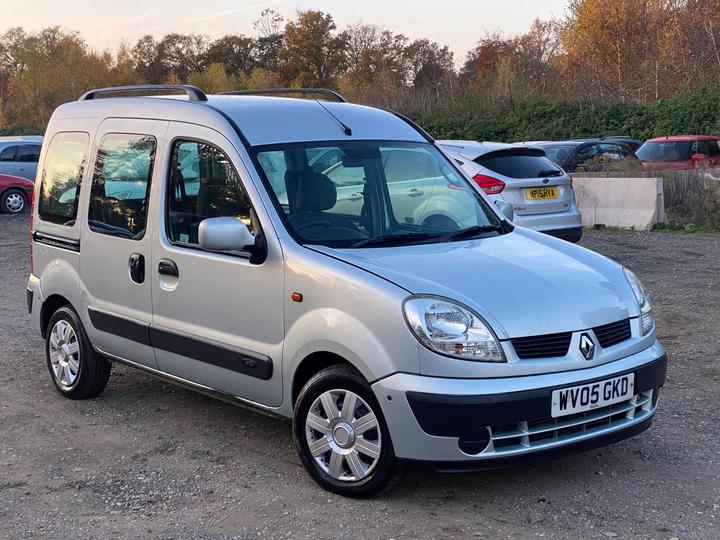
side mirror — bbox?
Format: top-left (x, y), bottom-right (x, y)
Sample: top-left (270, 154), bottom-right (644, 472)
top-left (691, 153), bottom-right (706, 161)
top-left (495, 200), bottom-right (514, 221)
top-left (199, 216), bottom-right (255, 252)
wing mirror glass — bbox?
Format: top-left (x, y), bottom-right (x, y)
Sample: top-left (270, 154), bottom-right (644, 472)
top-left (199, 217), bottom-right (255, 252)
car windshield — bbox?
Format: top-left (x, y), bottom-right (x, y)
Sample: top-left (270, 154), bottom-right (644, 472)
top-left (253, 140), bottom-right (504, 248)
top-left (536, 144), bottom-right (575, 165)
top-left (636, 141), bottom-right (692, 162)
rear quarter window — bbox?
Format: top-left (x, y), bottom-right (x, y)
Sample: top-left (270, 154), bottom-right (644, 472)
top-left (476, 152), bottom-right (562, 179)
top-left (38, 132), bottom-right (90, 226)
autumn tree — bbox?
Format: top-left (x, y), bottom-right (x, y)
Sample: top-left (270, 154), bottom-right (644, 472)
top-left (156, 33), bottom-right (207, 81)
top-left (278, 10), bottom-right (347, 87)
top-left (203, 35), bottom-right (256, 77)
top-left (131, 35), bottom-right (164, 82)
top-left (187, 62), bottom-right (232, 93)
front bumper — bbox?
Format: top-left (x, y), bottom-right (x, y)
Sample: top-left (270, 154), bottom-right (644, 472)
top-left (371, 341), bottom-right (666, 465)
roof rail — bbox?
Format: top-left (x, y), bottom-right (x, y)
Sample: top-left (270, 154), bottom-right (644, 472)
top-left (219, 88), bottom-right (346, 103)
top-left (79, 84), bottom-right (208, 102)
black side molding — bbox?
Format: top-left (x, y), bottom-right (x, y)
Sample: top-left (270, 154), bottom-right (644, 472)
top-left (32, 231), bottom-right (80, 252)
top-left (149, 327), bottom-right (273, 380)
top-left (26, 288), bottom-right (33, 314)
top-left (87, 307), bottom-right (272, 380)
top-left (88, 307), bottom-right (151, 346)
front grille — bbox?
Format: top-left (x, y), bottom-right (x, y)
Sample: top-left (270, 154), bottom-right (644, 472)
top-left (486, 390), bottom-right (655, 456)
top-left (594, 318), bottom-right (632, 349)
top-left (510, 332), bottom-right (572, 359)
top-left (510, 319), bottom-right (633, 359)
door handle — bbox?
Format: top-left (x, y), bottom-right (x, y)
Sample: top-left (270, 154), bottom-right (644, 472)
top-left (408, 188), bottom-right (424, 197)
top-left (158, 259), bottom-right (179, 277)
top-left (129, 253), bottom-right (145, 284)
top-left (348, 193), bottom-right (363, 201)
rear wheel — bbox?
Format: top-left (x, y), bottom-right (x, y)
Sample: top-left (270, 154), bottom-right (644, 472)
top-left (293, 365), bottom-right (398, 497)
top-left (1, 188), bottom-right (26, 214)
top-left (46, 306), bottom-right (111, 399)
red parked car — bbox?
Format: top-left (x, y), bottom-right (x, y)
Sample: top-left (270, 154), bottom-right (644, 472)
top-left (636, 135), bottom-right (720, 171)
top-left (0, 173), bottom-right (34, 214)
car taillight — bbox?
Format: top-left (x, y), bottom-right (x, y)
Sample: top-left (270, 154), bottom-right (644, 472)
top-left (472, 174), bottom-right (505, 195)
top-left (568, 174), bottom-right (573, 187)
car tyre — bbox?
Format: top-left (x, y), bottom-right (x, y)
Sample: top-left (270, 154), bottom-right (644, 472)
top-left (293, 365), bottom-right (399, 498)
top-left (1, 188), bottom-right (26, 214)
top-left (45, 306), bottom-right (111, 399)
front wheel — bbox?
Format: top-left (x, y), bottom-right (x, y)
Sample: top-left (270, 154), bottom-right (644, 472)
top-left (293, 365), bottom-right (398, 497)
top-left (1, 188), bottom-right (26, 214)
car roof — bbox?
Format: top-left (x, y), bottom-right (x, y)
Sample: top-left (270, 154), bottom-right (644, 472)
top-left (646, 135), bottom-right (720, 142)
top-left (50, 95), bottom-right (427, 147)
top-left (0, 136), bottom-right (43, 144)
top-left (437, 140), bottom-right (529, 160)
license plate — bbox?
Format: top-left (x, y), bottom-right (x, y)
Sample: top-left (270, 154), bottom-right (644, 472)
top-left (525, 186), bottom-right (558, 200)
top-left (551, 373), bottom-right (635, 418)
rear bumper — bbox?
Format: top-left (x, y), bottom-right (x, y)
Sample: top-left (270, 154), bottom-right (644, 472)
top-left (371, 341), bottom-right (666, 464)
top-left (544, 226), bottom-right (583, 243)
top-left (513, 207), bottom-right (583, 243)
top-left (26, 273), bottom-right (43, 335)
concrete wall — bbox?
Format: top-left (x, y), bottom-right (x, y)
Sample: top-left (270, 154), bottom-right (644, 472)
top-left (573, 177), bottom-right (666, 230)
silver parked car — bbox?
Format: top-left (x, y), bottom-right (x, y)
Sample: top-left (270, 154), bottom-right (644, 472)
top-left (0, 136), bottom-right (43, 181)
top-left (439, 140), bottom-right (582, 242)
top-left (27, 85), bottom-right (666, 497)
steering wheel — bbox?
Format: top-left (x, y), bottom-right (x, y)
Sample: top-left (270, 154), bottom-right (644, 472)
top-left (295, 221), bottom-right (333, 232)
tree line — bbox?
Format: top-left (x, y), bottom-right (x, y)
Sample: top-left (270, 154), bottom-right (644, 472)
top-left (0, 0), bottom-right (719, 140)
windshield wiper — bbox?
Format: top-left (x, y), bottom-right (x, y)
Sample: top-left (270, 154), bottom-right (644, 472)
top-left (351, 232), bottom-right (443, 248)
top-left (446, 224), bottom-right (503, 242)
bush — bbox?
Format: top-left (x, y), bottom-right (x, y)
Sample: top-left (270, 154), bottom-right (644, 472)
top-left (408, 88), bottom-right (720, 143)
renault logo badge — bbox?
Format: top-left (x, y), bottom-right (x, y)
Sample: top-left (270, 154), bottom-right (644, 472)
top-left (579, 333), bottom-right (595, 360)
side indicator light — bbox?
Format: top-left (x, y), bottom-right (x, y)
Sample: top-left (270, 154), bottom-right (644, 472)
top-left (291, 292), bottom-right (303, 303)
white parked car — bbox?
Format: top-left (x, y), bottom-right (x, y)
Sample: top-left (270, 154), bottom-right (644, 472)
top-left (439, 140), bottom-right (583, 242)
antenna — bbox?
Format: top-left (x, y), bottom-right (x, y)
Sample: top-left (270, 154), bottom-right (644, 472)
top-left (315, 100), bottom-right (352, 136)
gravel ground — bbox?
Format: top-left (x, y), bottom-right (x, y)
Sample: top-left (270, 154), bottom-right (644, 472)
top-left (1, 213), bottom-right (719, 539)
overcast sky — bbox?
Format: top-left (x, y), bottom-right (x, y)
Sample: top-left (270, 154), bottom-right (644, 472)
top-left (2, 0), bottom-right (569, 62)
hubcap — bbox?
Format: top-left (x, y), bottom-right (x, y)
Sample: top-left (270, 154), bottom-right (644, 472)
top-left (5, 192), bottom-right (24, 213)
top-left (305, 389), bottom-right (382, 482)
top-left (49, 320), bottom-right (80, 387)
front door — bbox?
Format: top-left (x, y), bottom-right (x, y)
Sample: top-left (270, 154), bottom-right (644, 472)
top-left (150, 123), bottom-right (285, 407)
top-left (80, 118), bottom-right (168, 368)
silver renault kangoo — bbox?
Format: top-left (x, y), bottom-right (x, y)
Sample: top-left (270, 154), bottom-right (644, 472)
top-left (27, 85), bottom-right (666, 497)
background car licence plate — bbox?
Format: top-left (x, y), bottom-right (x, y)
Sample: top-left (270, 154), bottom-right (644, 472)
top-left (551, 373), bottom-right (635, 418)
top-left (525, 186), bottom-right (558, 200)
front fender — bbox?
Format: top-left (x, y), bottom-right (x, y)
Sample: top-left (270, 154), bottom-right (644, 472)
top-left (283, 308), bottom-right (406, 386)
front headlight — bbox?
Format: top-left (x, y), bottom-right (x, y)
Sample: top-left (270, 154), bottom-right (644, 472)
top-left (624, 268), bottom-right (654, 335)
top-left (403, 296), bottom-right (505, 362)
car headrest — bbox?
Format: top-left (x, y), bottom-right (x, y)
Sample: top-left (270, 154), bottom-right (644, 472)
top-left (295, 171), bottom-right (337, 212)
